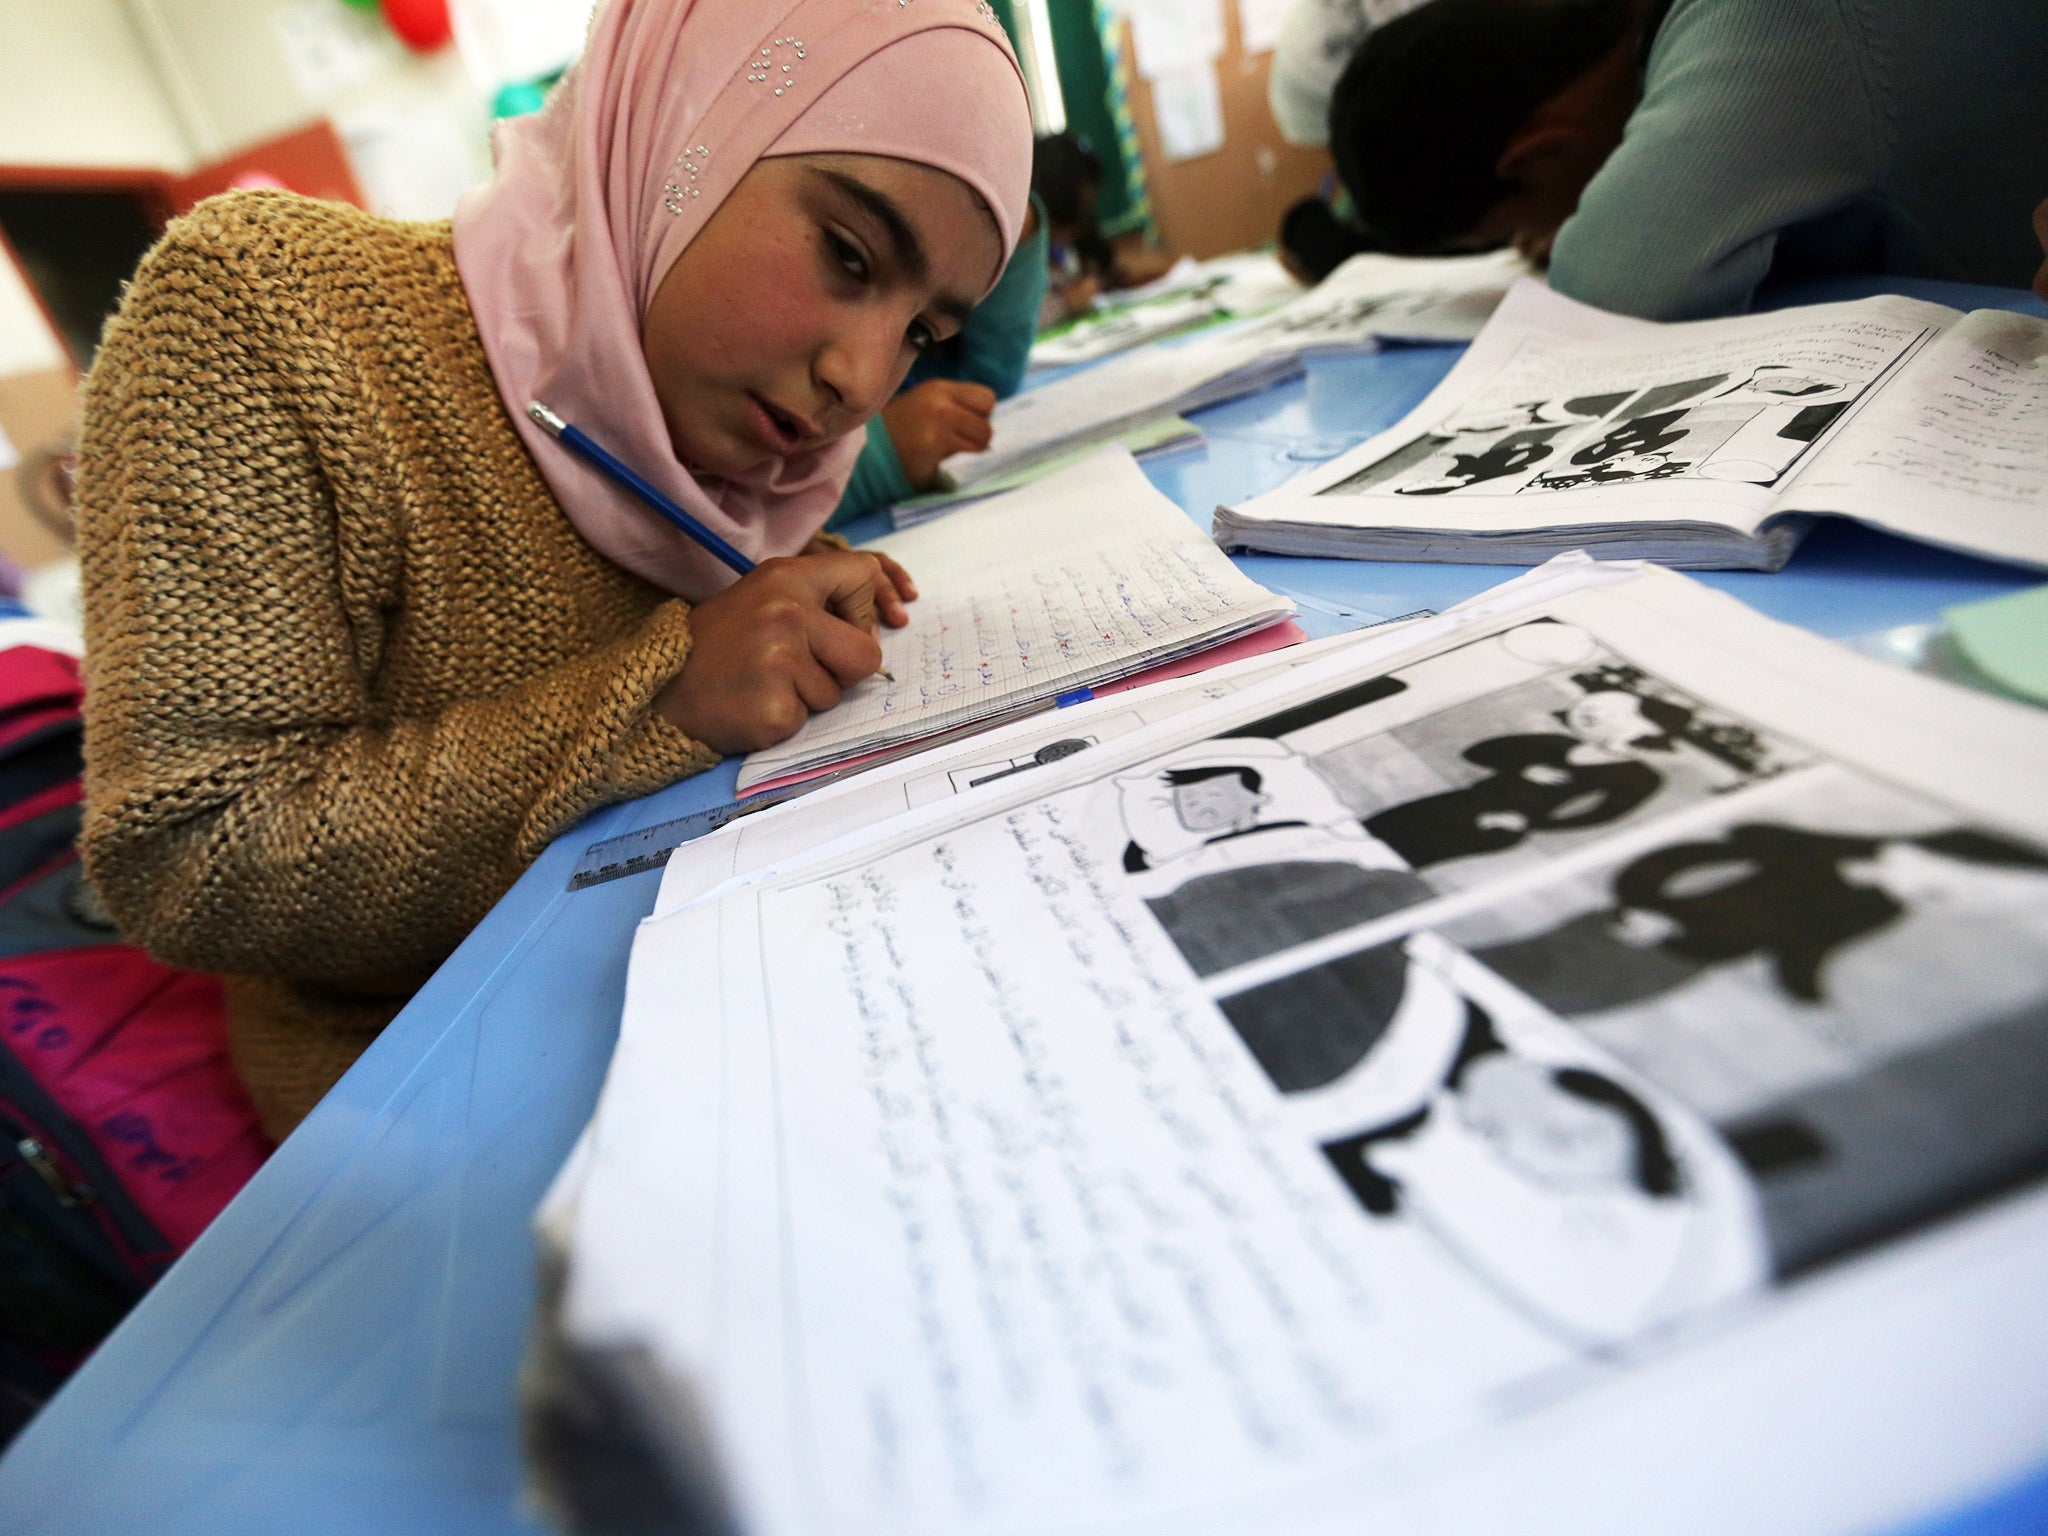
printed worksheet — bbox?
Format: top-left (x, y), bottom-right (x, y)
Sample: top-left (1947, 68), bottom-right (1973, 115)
top-left (552, 558), bottom-right (2048, 1536)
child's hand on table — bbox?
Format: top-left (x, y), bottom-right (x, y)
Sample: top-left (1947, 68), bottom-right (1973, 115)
top-left (882, 378), bottom-right (998, 488)
top-left (657, 550), bottom-right (918, 754)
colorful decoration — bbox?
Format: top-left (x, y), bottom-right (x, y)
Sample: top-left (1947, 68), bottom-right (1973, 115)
top-left (379, 0), bottom-right (452, 52)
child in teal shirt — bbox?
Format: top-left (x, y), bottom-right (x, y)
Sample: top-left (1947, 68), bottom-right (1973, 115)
top-left (832, 196), bottom-right (1050, 523)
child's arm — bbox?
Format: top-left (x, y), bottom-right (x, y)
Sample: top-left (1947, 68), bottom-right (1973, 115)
top-left (71, 216), bottom-right (829, 992)
top-left (933, 196), bottom-right (1049, 400)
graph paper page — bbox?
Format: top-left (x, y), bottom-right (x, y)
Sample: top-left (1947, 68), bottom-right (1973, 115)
top-left (737, 450), bottom-right (1293, 789)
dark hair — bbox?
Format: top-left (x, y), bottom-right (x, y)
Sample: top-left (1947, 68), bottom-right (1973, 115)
top-left (1329, 0), bottom-right (1631, 253)
top-left (1551, 1068), bottom-right (1682, 1197)
top-left (1032, 131), bottom-right (1102, 221)
top-left (1163, 765), bottom-right (1263, 792)
top-left (1279, 196), bottom-right (1375, 283)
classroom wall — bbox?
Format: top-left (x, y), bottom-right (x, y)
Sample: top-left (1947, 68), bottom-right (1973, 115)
top-left (0, 0), bottom-right (195, 171)
top-left (1113, 1), bottom-right (1332, 260)
top-left (133, 0), bottom-right (493, 215)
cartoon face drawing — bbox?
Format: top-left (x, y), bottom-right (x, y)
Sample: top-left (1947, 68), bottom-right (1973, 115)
top-left (1167, 767), bottom-right (1271, 835)
top-left (1561, 690), bottom-right (1675, 757)
top-left (1116, 740), bottom-right (1368, 873)
top-left (1453, 1055), bottom-right (1678, 1197)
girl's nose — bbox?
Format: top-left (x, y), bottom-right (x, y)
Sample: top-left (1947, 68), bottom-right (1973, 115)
top-left (813, 315), bottom-right (905, 422)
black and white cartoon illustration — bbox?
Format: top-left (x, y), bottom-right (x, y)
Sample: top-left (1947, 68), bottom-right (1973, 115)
top-left (1438, 775), bottom-right (2048, 1282)
top-left (1314, 338), bottom-right (1893, 500)
top-left (1314, 973), bottom-right (1765, 1346)
top-left (1306, 625), bottom-right (1795, 885)
top-left (1115, 738), bottom-right (1372, 873)
top-left (1115, 740), bottom-right (1433, 1010)
top-left (1212, 936), bottom-right (1439, 1095)
top-left (1320, 391), bottom-right (1632, 498)
top-left (1112, 622), bottom-right (1799, 989)
top-left (1468, 822), bottom-right (2048, 1018)
top-left (1359, 717), bottom-right (1667, 869)
top-left (953, 736), bottom-right (1096, 792)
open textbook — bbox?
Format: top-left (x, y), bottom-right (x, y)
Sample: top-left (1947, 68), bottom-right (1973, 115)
top-left (535, 556), bottom-right (2048, 1536)
top-left (734, 450), bottom-right (1295, 793)
top-left (889, 415), bottom-right (1203, 532)
top-left (943, 250), bottom-right (1527, 493)
top-left (1216, 281), bottom-right (2048, 571)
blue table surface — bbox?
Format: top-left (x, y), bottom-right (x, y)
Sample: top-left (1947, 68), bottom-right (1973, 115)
top-left (3, 278), bottom-right (2045, 1536)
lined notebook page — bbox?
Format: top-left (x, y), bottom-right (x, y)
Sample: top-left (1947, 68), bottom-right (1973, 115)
top-left (737, 451), bottom-right (1294, 789)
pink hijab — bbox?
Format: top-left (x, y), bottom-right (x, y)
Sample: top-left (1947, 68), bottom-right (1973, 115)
top-left (453, 0), bottom-right (1033, 600)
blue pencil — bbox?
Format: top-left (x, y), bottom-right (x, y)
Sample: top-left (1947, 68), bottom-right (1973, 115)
top-left (528, 401), bottom-right (895, 682)
top-left (528, 401), bottom-right (757, 576)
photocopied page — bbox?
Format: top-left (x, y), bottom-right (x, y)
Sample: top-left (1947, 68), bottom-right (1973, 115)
top-left (657, 626), bottom-right (1428, 919)
top-left (1776, 305), bottom-right (2048, 570)
top-left (735, 449), bottom-right (1295, 791)
top-left (947, 251), bottom-right (1528, 491)
top-left (1216, 283), bottom-right (1956, 569)
top-left (554, 557), bottom-right (2048, 1536)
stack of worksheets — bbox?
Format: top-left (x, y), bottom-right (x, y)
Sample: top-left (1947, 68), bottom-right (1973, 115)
top-left (1028, 251), bottom-right (1305, 370)
top-left (888, 415), bottom-right (1203, 531)
top-left (1215, 280), bottom-right (2048, 572)
top-left (530, 553), bottom-right (2048, 1536)
top-left (734, 449), bottom-right (1298, 793)
top-left (945, 249), bottom-right (1528, 493)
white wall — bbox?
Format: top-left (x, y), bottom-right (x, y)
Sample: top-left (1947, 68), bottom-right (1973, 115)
top-left (134, 0), bottom-right (494, 217)
top-left (0, 0), bottom-right (194, 170)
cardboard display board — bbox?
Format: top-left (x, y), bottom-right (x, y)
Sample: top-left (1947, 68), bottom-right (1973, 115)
top-left (1116, 5), bottom-right (1332, 260)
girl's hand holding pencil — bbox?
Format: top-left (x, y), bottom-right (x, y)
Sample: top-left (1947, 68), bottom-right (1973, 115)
top-left (531, 401), bottom-right (916, 752)
top-left (654, 551), bottom-right (913, 755)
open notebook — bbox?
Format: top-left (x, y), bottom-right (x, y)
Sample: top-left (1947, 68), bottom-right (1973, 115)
top-left (1215, 281), bottom-right (2048, 572)
top-left (943, 250), bottom-right (1528, 494)
top-left (735, 450), bottom-right (1296, 793)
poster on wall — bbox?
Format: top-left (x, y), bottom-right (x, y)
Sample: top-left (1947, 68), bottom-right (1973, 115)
top-left (1127, 0), bottom-right (1226, 80)
top-left (1237, 0), bottom-right (1292, 54)
top-left (1151, 61), bottom-right (1227, 161)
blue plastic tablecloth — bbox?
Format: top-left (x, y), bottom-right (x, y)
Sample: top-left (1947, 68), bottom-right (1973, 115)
top-left (2, 278), bottom-right (2044, 1536)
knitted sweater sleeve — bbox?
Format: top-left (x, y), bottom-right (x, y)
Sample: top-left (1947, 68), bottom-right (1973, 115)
top-left (1546, 0), bottom-right (1880, 320)
top-left (76, 218), bottom-right (720, 992)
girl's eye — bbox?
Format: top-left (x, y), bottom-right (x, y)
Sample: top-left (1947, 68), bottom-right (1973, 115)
top-left (826, 231), bottom-right (868, 282)
top-left (906, 319), bottom-right (938, 354)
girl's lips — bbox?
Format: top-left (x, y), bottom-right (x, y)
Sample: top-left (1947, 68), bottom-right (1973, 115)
top-left (745, 392), bottom-right (811, 454)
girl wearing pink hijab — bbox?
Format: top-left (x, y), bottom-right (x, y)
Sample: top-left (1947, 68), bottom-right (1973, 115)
top-left (74, 0), bottom-right (1035, 1137)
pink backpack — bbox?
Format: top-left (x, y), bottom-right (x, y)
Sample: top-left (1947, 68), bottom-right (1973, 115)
top-left (0, 638), bottom-right (269, 1439)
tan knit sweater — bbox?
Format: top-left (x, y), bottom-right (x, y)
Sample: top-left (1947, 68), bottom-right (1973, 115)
top-left (77, 192), bottom-right (721, 1138)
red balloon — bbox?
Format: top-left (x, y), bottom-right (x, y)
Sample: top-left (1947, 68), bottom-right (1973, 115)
top-left (380, 0), bottom-right (452, 52)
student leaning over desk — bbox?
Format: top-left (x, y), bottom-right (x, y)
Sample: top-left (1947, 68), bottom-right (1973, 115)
top-left (72, 0), bottom-right (1033, 1139)
top-left (1329, 0), bottom-right (2048, 320)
